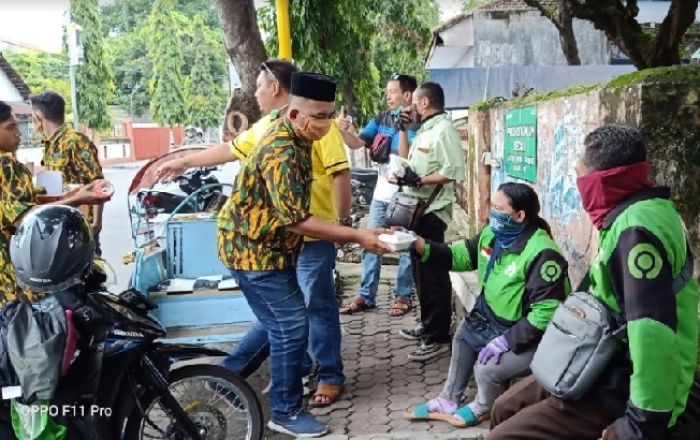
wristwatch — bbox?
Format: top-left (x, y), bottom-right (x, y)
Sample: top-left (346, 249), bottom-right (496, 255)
top-left (338, 216), bottom-right (353, 227)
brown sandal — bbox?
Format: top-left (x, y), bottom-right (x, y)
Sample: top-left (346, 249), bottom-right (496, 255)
top-left (310, 383), bottom-right (344, 407)
top-left (388, 298), bottom-right (412, 317)
top-left (339, 296), bottom-right (372, 315)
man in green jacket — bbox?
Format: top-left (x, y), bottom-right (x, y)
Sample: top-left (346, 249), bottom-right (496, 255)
top-left (489, 125), bottom-right (699, 440)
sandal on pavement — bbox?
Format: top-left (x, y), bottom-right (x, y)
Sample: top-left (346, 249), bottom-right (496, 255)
top-left (310, 383), bottom-right (344, 408)
top-left (388, 298), bottom-right (412, 317)
top-left (405, 403), bottom-right (461, 426)
top-left (452, 405), bottom-right (490, 427)
top-left (339, 296), bottom-right (373, 315)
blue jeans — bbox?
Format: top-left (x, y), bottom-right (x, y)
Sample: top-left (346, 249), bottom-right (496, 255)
top-left (296, 240), bottom-right (344, 385)
top-left (225, 268), bottom-right (308, 419)
top-left (358, 199), bottom-right (414, 306)
top-left (223, 242), bottom-right (344, 384)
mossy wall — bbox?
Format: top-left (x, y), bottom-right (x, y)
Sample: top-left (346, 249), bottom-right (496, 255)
top-left (465, 66), bottom-right (700, 283)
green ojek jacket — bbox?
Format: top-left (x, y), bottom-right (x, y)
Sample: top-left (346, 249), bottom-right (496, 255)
top-left (586, 187), bottom-right (698, 438)
top-left (420, 225), bottom-right (570, 353)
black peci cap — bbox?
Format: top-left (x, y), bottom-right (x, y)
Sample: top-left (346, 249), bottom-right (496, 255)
top-left (291, 72), bottom-right (337, 102)
top-left (0, 101), bottom-right (11, 123)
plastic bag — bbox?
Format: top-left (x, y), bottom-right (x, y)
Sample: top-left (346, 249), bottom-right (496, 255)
top-left (7, 297), bottom-right (67, 403)
top-left (10, 400), bottom-right (66, 440)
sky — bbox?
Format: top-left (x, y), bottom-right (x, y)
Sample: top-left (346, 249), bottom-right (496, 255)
top-left (0, 0), bottom-right (464, 54)
top-left (0, 0), bottom-right (70, 53)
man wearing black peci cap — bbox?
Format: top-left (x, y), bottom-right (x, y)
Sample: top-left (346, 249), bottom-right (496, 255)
top-left (216, 72), bottom-right (390, 437)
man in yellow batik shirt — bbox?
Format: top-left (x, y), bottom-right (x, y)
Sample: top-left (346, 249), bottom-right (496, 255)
top-left (156, 60), bottom-right (351, 407)
top-left (30, 91), bottom-right (105, 255)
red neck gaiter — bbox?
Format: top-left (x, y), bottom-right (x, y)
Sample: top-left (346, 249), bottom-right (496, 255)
top-left (576, 161), bottom-right (654, 229)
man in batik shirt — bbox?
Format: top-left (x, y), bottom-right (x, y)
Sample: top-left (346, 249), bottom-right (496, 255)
top-left (0, 101), bottom-right (108, 305)
top-left (31, 91), bottom-right (105, 254)
top-left (214, 73), bottom-right (388, 438)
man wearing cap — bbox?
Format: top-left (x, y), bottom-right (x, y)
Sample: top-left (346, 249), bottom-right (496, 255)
top-left (214, 72), bottom-right (388, 437)
top-left (183, 126), bottom-right (197, 145)
top-left (156, 60), bottom-right (352, 408)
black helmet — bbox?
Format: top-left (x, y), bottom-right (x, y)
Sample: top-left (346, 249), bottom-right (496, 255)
top-left (10, 205), bottom-right (95, 293)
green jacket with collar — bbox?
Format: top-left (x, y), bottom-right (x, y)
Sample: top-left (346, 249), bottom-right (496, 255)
top-left (585, 187), bottom-right (698, 439)
top-left (420, 225), bottom-right (570, 353)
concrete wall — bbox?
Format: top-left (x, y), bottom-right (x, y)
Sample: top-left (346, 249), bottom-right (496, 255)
top-left (466, 74), bottom-right (700, 285)
top-left (0, 69), bottom-right (23, 102)
top-left (16, 139), bottom-right (133, 167)
top-left (473, 11), bottom-right (609, 67)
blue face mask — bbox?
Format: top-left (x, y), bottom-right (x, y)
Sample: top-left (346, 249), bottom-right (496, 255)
top-left (489, 210), bottom-right (525, 248)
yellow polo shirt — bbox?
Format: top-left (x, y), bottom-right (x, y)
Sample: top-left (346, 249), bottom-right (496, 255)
top-left (230, 111), bottom-right (349, 228)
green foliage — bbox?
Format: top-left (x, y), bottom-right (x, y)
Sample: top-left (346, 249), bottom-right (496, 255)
top-left (103, 28), bottom-right (151, 116)
top-left (186, 16), bottom-right (227, 128)
top-left (147, 0), bottom-right (187, 127)
top-left (3, 52), bottom-right (73, 112)
top-left (71, 0), bottom-right (113, 130)
top-left (101, 0), bottom-right (228, 122)
top-left (605, 65), bottom-right (700, 87)
top-left (258, 0), bottom-right (438, 124)
top-left (101, 0), bottom-right (220, 36)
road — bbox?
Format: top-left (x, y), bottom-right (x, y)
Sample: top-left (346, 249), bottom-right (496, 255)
top-left (101, 164), bottom-right (142, 292)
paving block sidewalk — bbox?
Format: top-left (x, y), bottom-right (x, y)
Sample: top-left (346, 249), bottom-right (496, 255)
top-left (255, 262), bottom-right (488, 440)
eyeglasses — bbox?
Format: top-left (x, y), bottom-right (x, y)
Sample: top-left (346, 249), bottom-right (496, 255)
top-left (391, 73), bottom-right (403, 81)
top-left (261, 62), bottom-right (278, 83)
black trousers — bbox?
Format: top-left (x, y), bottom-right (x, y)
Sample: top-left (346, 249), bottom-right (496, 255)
top-left (412, 213), bottom-right (452, 344)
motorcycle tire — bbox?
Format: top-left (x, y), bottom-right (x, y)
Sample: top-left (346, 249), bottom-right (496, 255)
top-left (123, 364), bottom-right (263, 440)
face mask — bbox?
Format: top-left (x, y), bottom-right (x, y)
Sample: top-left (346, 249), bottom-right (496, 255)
top-left (576, 161), bottom-right (653, 229)
top-left (489, 210), bottom-right (525, 248)
top-left (294, 113), bottom-right (331, 141)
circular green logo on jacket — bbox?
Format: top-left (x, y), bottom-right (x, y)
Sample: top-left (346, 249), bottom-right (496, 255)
top-left (540, 261), bottom-right (562, 282)
top-left (628, 243), bottom-right (662, 280)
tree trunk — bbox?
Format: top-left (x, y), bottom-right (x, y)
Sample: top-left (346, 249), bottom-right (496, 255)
top-left (558, 4), bottom-right (581, 65)
top-left (523, 0), bottom-right (581, 65)
top-left (342, 79), bottom-right (354, 118)
top-left (215, 0), bottom-right (267, 132)
top-left (566, 0), bottom-right (648, 68)
top-left (567, 0), bottom-right (698, 69)
top-left (646, 0), bottom-right (699, 67)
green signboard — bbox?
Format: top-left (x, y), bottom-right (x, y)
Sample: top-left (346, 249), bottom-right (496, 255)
top-left (504, 106), bottom-right (537, 183)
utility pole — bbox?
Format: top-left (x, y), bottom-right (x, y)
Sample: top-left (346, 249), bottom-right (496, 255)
top-left (67, 19), bottom-right (84, 129)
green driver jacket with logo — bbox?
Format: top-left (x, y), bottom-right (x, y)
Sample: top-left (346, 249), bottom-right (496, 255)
top-left (585, 187), bottom-right (698, 439)
top-left (419, 225), bottom-right (570, 353)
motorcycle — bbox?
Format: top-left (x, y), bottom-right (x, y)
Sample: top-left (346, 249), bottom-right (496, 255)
top-left (350, 167), bottom-right (378, 223)
top-left (137, 167), bottom-right (224, 218)
top-left (4, 286), bottom-right (264, 440)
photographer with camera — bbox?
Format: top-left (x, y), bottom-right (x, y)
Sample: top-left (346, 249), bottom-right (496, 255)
top-left (390, 82), bottom-right (466, 362)
top-left (337, 73), bottom-right (420, 318)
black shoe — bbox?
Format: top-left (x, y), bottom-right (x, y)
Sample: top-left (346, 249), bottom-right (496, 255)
top-left (398, 326), bottom-right (423, 340)
top-left (407, 342), bottom-right (449, 362)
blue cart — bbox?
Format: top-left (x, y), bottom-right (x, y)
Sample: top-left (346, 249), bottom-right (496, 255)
top-left (126, 149), bottom-right (255, 345)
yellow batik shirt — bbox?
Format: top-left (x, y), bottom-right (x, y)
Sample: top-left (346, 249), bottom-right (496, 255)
top-left (0, 152), bottom-right (36, 305)
top-left (231, 111), bottom-right (349, 239)
top-left (217, 118), bottom-right (312, 271)
top-left (41, 124), bottom-right (104, 222)
top-left (41, 123), bottom-right (104, 185)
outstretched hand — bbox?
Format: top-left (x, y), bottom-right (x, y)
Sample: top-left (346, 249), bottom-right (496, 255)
top-left (155, 159), bottom-right (187, 183)
top-left (356, 228), bottom-right (392, 254)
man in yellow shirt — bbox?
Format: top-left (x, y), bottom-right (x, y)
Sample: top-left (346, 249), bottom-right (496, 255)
top-left (157, 60), bottom-right (351, 407)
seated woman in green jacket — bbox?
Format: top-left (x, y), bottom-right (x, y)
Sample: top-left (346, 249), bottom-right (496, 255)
top-left (406, 182), bottom-right (570, 427)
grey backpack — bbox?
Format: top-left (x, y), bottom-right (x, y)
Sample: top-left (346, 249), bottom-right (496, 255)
top-left (531, 238), bottom-right (694, 400)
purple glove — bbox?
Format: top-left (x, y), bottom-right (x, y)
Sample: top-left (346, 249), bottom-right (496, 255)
top-left (477, 335), bottom-right (509, 365)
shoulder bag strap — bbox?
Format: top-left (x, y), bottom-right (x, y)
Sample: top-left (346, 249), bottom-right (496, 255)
top-left (424, 184), bottom-right (444, 208)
